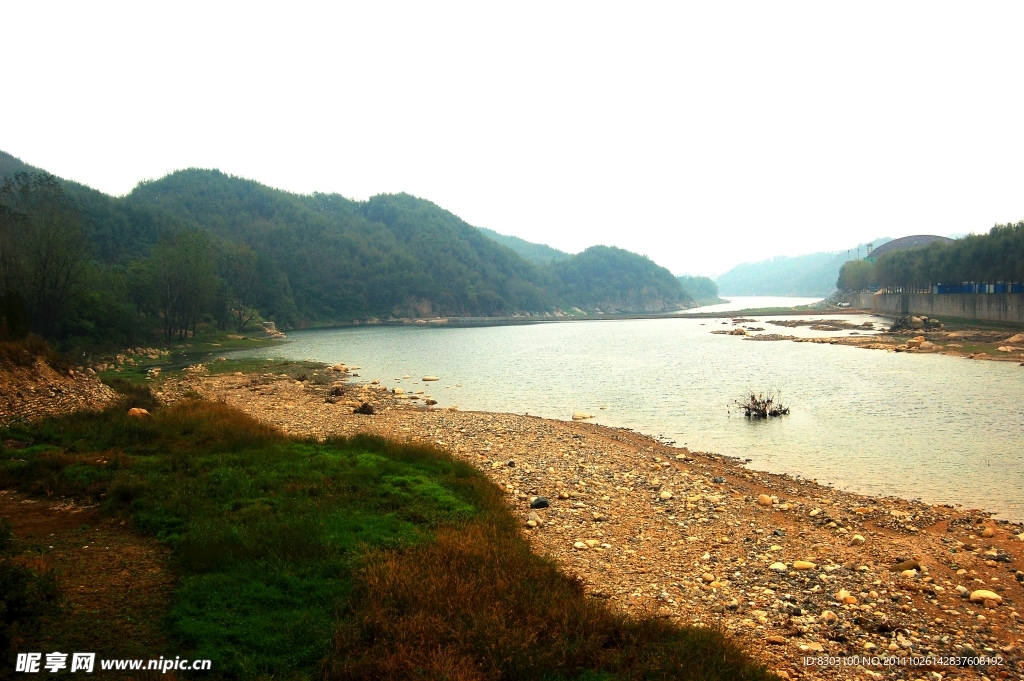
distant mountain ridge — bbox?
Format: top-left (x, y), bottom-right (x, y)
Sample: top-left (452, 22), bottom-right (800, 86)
top-left (715, 240), bottom-right (892, 297)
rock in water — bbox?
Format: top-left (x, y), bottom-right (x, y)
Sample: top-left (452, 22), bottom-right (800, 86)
top-left (572, 411), bottom-right (594, 420)
top-left (530, 496), bottom-right (550, 509)
top-left (422, 376), bottom-right (440, 381)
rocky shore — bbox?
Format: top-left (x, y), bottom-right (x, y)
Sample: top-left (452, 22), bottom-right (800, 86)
top-left (714, 317), bottom-right (1024, 365)
top-left (161, 366), bottom-right (1024, 681)
top-left (0, 359), bottom-right (116, 426)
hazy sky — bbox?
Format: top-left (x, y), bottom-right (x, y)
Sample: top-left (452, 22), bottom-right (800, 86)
top-left (4, 2), bottom-right (1023, 275)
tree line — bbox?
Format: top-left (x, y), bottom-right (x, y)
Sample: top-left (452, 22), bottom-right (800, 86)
top-left (836, 222), bottom-right (1024, 292)
top-left (0, 172), bottom-right (282, 347)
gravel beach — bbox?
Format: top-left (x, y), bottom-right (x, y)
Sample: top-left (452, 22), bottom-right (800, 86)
top-left (159, 365), bottom-right (1024, 681)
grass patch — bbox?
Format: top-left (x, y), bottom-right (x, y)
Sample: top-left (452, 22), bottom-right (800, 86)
top-left (0, 336), bottom-right (70, 371)
top-left (1, 401), bottom-right (774, 680)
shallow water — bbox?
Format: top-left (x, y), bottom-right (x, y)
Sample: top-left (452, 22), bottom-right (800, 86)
top-left (678, 295), bottom-right (824, 314)
top-left (235, 305), bottom-right (1024, 520)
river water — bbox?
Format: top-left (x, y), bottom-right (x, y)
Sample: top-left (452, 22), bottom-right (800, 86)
top-left (234, 299), bottom-right (1024, 520)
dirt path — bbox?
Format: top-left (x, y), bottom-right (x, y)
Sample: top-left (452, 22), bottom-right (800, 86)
top-left (0, 490), bottom-right (175, 664)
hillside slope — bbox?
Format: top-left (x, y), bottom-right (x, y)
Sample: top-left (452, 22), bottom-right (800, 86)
top-left (477, 227), bottom-right (572, 265)
top-left (549, 246), bottom-right (695, 313)
top-left (2, 150), bottom-right (690, 340)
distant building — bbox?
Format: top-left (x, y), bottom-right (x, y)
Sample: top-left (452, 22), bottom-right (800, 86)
top-left (865, 235), bottom-right (954, 263)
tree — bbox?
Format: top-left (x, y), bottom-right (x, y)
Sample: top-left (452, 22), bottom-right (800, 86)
top-left (836, 259), bottom-right (875, 291)
top-left (220, 242), bottom-right (262, 333)
top-left (0, 172), bottom-right (89, 337)
top-left (151, 229), bottom-right (215, 341)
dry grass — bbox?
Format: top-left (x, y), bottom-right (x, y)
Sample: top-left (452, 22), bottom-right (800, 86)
top-left (0, 336), bottom-right (68, 371)
top-left (330, 521), bottom-right (774, 681)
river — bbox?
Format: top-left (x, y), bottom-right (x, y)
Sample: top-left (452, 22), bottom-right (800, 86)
top-left (232, 298), bottom-right (1024, 521)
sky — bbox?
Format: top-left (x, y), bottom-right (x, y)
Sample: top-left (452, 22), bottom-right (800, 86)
top-left (3, 2), bottom-right (1024, 276)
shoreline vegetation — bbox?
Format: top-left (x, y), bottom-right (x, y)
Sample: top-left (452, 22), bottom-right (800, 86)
top-left (3, 347), bottom-right (1023, 679)
top-left (0, 356), bottom-right (774, 680)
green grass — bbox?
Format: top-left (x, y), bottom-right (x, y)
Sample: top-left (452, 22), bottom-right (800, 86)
top-left (1, 392), bottom-right (775, 681)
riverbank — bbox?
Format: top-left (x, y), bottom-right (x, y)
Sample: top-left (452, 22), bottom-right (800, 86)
top-left (715, 315), bottom-right (1024, 365)
top-left (160, 365), bottom-right (1024, 681)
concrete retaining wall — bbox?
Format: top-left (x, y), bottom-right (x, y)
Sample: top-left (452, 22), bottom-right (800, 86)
top-left (872, 293), bottom-right (1024, 324)
top-left (840, 293), bottom-right (875, 309)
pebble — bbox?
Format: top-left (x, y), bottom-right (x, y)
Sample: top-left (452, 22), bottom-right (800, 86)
top-left (890, 559), bottom-right (920, 572)
top-left (849, 534), bottom-right (865, 545)
top-left (792, 560), bottom-right (816, 570)
top-left (757, 494), bottom-right (773, 506)
top-left (659, 491), bottom-right (673, 500)
top-left (969, 589), bottom-right (1002, 604)
top-left (768, 562), bottom-right (787, 571)
top-left (530, 496), bottom-right (550, 509)
top-left (573, 541), bottom-right (587, 550)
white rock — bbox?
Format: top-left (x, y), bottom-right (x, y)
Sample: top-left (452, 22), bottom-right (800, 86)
top-left (769, 562), bottom-right (787, 571)
top-left (572, 412), bottom-right (594, 420)
top-left (659, 491), bottom-right (673, 500)
top-left (574, 541), bottom-right (588, 550)
top-left (422, 376), bottom-right (440, 381)
top-left (969, 590), bottom-right (1002, 604)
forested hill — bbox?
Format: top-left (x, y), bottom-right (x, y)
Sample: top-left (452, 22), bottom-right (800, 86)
top-left (477, 227), bottom-right (572, 264)
top-left (0, 150), bottom-right (693, 349)
top-left (550, 246), bottom-right (695, 313)
top-left (715, 240), bottom-right (891, 296)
